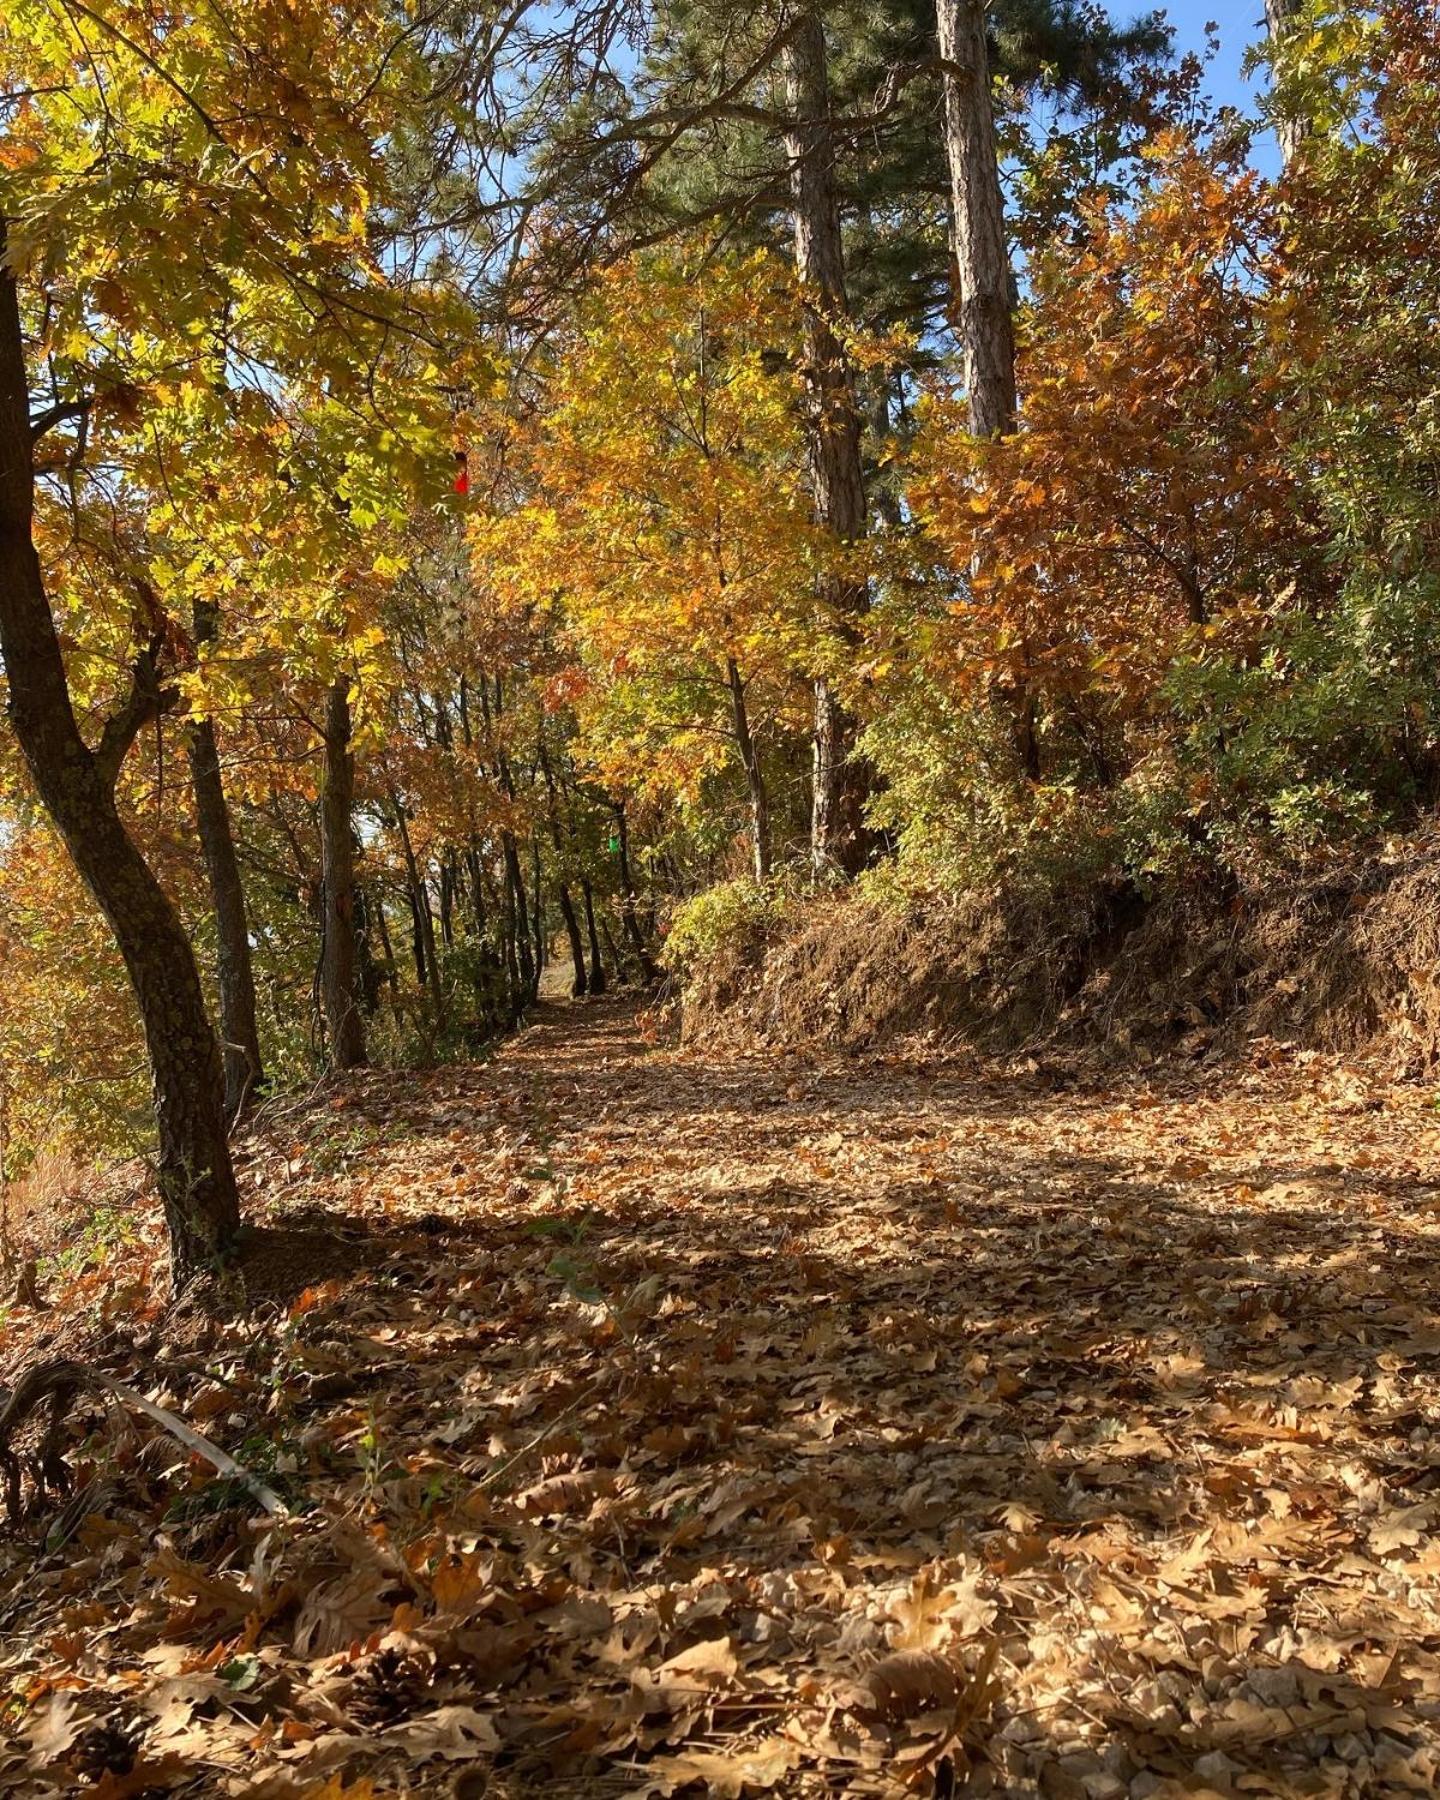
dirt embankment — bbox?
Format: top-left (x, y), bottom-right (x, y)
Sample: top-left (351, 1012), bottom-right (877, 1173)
top-left (681, 837), bottom-right (1440, 1070)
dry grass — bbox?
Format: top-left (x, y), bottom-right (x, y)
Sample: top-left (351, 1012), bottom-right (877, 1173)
top-left (0, 1146), bottom-right (90, 1266)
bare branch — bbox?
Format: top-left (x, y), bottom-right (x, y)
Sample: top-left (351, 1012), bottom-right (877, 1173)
top-left (29, 396), bottom-right (90, 443)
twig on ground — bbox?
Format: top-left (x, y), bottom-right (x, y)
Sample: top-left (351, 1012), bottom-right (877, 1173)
top-left (0, 1358), bottom-right (290, 1524)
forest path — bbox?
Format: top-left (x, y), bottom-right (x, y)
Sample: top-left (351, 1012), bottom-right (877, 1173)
top-left (6, 998), bottom-right (1440, 1796)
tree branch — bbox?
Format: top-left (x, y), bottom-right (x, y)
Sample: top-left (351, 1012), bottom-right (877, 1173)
top-left (29, 396), bottom-right (91, 443)
top-left (94, 637), bottom-right (178, 788)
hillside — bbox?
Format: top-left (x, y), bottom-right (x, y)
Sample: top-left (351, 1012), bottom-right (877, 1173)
top-left (679, 839), bottom-right (1440, 1073)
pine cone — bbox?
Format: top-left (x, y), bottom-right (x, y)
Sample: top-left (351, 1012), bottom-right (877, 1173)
top-left (72, 1714), bottom-right (142, 1779)
top-left (348, 1645), bottom-right (434, 1726)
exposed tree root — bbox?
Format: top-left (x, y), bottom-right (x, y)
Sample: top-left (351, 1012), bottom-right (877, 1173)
top-left (0, 1358), bottom-right (85, 1524)
top-left (0, 1357), bottom-right (288, 1528)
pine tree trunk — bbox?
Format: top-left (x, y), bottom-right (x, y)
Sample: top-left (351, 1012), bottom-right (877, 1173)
top-left (187, 604), bottom-right (264, 1118)
top-left (936, 0), bottom-right (1017, 441)
top-left (0, 236), bottom-right (238, 1289)
top-left (783, 6), bottom-right (872, 879)
top-left (1264, 0), bottom-right (1309, 166)
top-left (865, 369), bottom-right (904, 530)
top-left (936, 0), bottom-right (1035, 775)
top-left (320, 676), bottom-right (366, 1069)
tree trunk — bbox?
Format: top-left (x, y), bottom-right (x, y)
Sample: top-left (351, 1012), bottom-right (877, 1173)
top-left (612, 802), bottom-right (658, 980)
top-left (783, 7), bottom-right (872, 879)
top-left (0, 233), bottom-right (238, 1289)
top-left (466, 843), bottom-right (489, 940)
top-left (581, 879), bottom-right (607, 995)
top-left (531, 837), bottom-right (546, 987)
top-left (373, 892), bottom-right (401, 998)
top-left (936, 1), bottom-right (1032, 773)
top-left (865, 369), bottom-right (904, 530)
top-left (187, 604), bottom-right (264, 1119)
top-left (502, 832), bottom-right (535, 1002)
top-left (408, 885), bottom-right (428, 985)
top-left (558, 884), bottom-right (588, 997)
top-left (392, 790), bottom-right (444, 1024)
top-left (501, 898), bottom-right (521, 1019)
top-left (438, 850), bottom-right (456, 947)
top-left (538, 741), bottom-right (587, 998)
top-left (727, 658), bottom-right (773, 881)
top-left (319, 676), bottom-right (366, 1068)
top-left (1264, 0), bottom-right (1309, 167)
top-left (936, 0), bottom-right (1017, 442)
top-left (354, 885), bottom-right (385, 1013)
top-left (601, 916), bottom-right (626, 982)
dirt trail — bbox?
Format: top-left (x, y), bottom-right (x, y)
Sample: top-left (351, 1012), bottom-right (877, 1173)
top-left (4, 997), bottom-right (1440, 1797)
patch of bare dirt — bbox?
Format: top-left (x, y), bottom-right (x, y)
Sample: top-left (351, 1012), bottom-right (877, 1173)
top-left (682, 834), bottom-right (1440, 1074)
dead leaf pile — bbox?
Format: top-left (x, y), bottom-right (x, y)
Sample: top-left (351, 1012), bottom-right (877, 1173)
top-left (2, 1000), bottom-right (1438, 1797)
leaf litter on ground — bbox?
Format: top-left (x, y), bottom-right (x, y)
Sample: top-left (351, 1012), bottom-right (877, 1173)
top-left (1, 999), bottom-right (1439, 1797)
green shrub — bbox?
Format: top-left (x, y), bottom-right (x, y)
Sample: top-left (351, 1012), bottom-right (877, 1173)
top-left (662, 879), bottom-right (786, 981)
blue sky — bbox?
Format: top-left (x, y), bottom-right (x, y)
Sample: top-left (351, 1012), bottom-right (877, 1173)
top-left (1164, 0), bottom-right (1282, 170)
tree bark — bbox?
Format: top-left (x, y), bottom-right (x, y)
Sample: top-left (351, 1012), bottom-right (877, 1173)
top-left (373, 887), bottom-right (400, 997)
top-left (502, 831), bottom-right (535, 1003)
top-left (936, 0), bottom-right (1017, 441)
top-left (600, 916), bottom-right (626, 982)
top-left (0, 230), bottom-right (238, 1289)
top-left (783, 6), bottom-right (872, 879)
top-left (558, 884), bottom-right (588, 997)
top-left (612, 802), bottom-right (658, 981)
top-left (1264, 0), bottom-right (1309, 167)
top-left (727, 657), bottom-right (773, 881)
top-left (531, 836), bottom-right (546, 986)
top-left (187, 604), bottom-right (264, 1119)
top-left (936, 1), bottom-right (1033, 774)
top-left (538, 741), bottom-right (588, 997)
top-left (319, 676), bottom-right (366, 1068)
top-left (407, 885), bottom-right (428, 985)
top-left (438, 849), bottom-right (456, 947)
top-left (391, 788), bottom-right (444, 1025)
top-left (865, 369), bottom-right (904, 530)
top-left (354, 885), bottom-right (385, 1013)
top-left (465, 843), bottom-right (488, 940)
top-left (581, 879), bottom-right (607, 995)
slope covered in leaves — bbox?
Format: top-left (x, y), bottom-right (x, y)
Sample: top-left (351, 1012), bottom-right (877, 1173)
top-left (2, 1002), bottom-right (1439, 1797)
